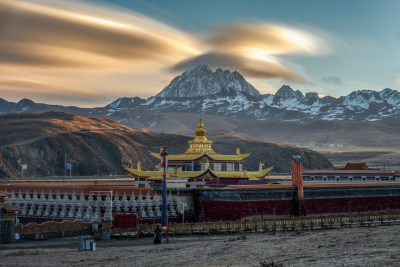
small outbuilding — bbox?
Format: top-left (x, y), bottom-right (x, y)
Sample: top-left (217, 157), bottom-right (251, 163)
top-left (1, 191), bottom-right (22, 243)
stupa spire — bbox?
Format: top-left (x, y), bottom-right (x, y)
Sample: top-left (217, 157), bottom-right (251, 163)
top-left (195, 117), bottom-right (206, 138)
top-left (185, 117), bottom-right (215, 153)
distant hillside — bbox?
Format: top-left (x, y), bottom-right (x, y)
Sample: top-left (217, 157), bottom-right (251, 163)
top-left (0, 112), bottom-right (332, 178)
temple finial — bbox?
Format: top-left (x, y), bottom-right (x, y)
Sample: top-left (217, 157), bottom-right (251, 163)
top-left (198, 117), bottom-right (203, 128)
top-left (195, 117), bottom-right (206, 137)
top-left (236, 147), bottom-right (240, 155)
top-left (137, 161), bottom-right (141, 171)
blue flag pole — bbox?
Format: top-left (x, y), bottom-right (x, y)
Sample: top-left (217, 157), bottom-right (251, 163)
top-left (160, 145), bottom-right (169, 244)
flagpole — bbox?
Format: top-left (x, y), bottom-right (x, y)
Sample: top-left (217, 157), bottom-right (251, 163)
top-left (160, 145), bottom-right (169, 244)
top-left (64, 153), bottom-right (67, 177)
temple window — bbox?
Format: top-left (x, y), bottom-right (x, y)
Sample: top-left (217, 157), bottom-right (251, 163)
top-left (186, 163), bottom-right (193, 171)
top-left (213, 163), bottom-right (221, 171)
top-left (234, 163), bottom-right (239, 171)
top-left (194, 163), bottom-right (201, 171)
top-left (210, 163), bottom-right (214, 170)
top-left (221, 163), bottom-right (227, 171)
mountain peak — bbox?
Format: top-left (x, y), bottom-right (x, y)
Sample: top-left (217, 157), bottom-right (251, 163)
top-left (17, 98), bottom-right (35, 106)
top-left (275, 85), bottom-right (303, 99)
top-left (156, 65), bottom-right (260, 98)
top-left (187, 64), bottom-right (212, 74)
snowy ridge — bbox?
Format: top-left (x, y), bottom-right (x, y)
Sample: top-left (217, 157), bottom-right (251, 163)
top-left (144, 84), bottom-right (400, 121)
top-left (1, 65), bottom-right (400, 122)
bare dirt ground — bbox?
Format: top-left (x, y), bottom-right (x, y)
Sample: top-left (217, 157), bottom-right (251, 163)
top-left (1, 224), bottom-right (400, 267)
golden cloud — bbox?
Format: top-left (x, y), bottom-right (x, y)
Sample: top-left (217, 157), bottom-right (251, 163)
top-left (0, 0), bottom-right (199, 68)
top-left (0, 78), bottom-right (107, 106)
top-left (170, 23), bottom-right (327, 83)
top-left (207, 24), bottom-right (323, 55)
top-left (0, 0), bottom-right (329, 105)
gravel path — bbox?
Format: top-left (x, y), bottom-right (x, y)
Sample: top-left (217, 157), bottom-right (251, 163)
top-left (1, 225), bottom-right (399, 266)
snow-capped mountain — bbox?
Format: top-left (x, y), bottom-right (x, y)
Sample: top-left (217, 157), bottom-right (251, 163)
top-left (1, 65), bottom-right (400, 122)
top-left (142, 75), bottom-right (400, 121)
top-left (156, 64), bottom-right (260, 98)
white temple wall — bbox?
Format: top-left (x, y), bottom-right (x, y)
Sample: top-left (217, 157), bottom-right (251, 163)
top-left (4, 189), bottom-right (178, 220)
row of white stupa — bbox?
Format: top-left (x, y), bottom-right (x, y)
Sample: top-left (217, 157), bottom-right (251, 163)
top-left (5, 189), bottom-right (178, 219)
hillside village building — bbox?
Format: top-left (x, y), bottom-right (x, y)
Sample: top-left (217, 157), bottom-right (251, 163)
top-left (125, 118), bottom-right (273, 188)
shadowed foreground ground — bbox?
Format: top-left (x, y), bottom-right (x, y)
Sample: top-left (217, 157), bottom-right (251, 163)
top-left (1, 225), bottom-right (399, 266)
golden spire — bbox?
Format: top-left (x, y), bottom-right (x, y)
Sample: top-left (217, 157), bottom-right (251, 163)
top-left (259, 162), bottom-right (262, 171)
top-left (185, 117), bottom-right (215, 154)
top-left (137, 161), bottom-right (141, 171)
top-left (236, 147), bottom-right (240, 155)
top-left (195, 117), bottom-right (206, 138)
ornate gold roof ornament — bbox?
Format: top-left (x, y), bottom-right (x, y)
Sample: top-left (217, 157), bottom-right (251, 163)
top-left (195, 117), bottom-right (206, 138)
top-left (185, 118), bottom-right (215, 154)
top-left (205, 160), bottom-right (210, 170)
top-left (236, 147), bottom-right (240, 155)
top-left (259, 162), bottom-right (262, 171)
top-left (137, 161), bottom-right (141, 171)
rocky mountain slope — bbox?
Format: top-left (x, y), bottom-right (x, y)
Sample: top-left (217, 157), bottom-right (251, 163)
top-left (156, 64), bottom-right (260, 98)
top-left (0, 112), bottom-right (332, 178)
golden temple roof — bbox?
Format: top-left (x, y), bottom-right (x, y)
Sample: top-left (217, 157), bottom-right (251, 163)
top-left (149, 151), bottom-right (250, 161)
top-left (125, 166), bottom-right (274, 180)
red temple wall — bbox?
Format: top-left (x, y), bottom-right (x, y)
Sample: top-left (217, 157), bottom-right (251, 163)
top-left (303, 196), bottom-right (400, 215)
top-left (196, 196), bottom-right (400, 222)
top-left (195, 199), bottom-right (294, 221)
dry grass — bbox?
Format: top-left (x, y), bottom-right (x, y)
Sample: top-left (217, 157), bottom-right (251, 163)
top-left (4, 249), bottom-right (46, 257)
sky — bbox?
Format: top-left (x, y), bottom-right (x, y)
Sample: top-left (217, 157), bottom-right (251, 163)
top-left (0, 0), bottom-right (399, 107)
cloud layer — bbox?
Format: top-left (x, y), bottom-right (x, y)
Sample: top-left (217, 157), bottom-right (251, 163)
top-left (0, 0), bottom-right (199, 68)
top-left (0, 0), bottom-right (328, 106)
